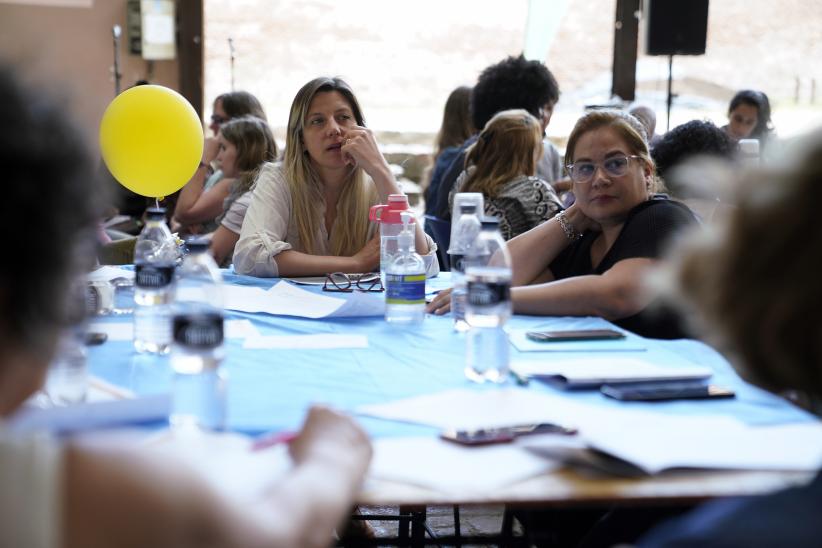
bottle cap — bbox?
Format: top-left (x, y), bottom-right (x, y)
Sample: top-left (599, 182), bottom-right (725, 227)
top-left (184, 236), bottom-right (210, 253)
top-left (145, 207), bottom-right (167, 220)
top-left (388, 194), bottom-right (408, 204)
top-left (739, 138), bottom-right (760, 155)
top-left (480, 217), bottom-right (500, 229)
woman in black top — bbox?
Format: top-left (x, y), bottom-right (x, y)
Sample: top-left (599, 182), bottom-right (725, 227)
top-left (509, 109), bottom-right (695, 338)
top-left (429, 109), bottom-right (696, 338)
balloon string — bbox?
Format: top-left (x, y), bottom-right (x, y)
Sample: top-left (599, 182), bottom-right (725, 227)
top-left (155, 197), bottom-right (160, 208)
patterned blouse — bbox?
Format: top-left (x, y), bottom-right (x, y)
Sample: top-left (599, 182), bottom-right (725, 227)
top-left (452, 170), bottom-right (563, 241)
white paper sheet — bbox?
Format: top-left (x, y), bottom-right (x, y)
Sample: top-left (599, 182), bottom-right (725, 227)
top-left (143, 430), bottom-right (292, 503)
top-left (88, 319), bottom-right (260, 342)
top-left (508, 329), bottom-right (646, 352)
top-left (243, 334), bottom-right (368, 350)
top-left (368, 436), bottom-right (558, 494)
top-left (357, 388), bottom-right (630, 432)
top-left (224, 281), bottom-right (385, 318)
top-left (575, 415), bottom-right (822, 474)
top-left (511, 357), bottom-right (712, 388)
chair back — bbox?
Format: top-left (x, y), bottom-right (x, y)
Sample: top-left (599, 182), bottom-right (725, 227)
top-left (424, 214), bottom-right (451, 271)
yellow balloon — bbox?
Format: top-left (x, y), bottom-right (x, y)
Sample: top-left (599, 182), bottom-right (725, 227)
top-left (100, 85), bottom-right (204, 198)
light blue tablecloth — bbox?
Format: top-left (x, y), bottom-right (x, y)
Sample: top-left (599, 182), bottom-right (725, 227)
top-left (87, 270), bottom-right (815, 437)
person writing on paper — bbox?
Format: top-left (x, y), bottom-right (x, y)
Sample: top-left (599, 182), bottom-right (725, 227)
top-left (209, 115), bottom-right (277, 266)
top-left (233, 76), bottom-right (437, 277)
top-left (638, 131), bottom-right (822, 548)
top-left (428, 110), bottom-right (697, 339)
top-left (0, 67), bottom-right (371, 548)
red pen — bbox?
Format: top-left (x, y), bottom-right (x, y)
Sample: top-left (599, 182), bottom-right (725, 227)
top-left (251, 430), bottom-right (299, 452)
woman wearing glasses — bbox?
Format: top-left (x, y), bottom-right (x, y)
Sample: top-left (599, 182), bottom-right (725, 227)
top-left (234, 77), bottom-right (437, 278)
top-left (429, 110), bottom-right (695, 339)
top-left (508, 109), bottom-right (696, 338)
top-left (173, 91), bottom-right (268, 234)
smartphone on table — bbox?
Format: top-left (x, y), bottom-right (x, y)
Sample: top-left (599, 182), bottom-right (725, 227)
top-left (526, 329), bottom-right (625, 342)
top-left (601, 381), bottom-right (735, 402)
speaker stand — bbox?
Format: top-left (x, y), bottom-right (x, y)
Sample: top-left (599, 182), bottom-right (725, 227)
top-left (666, 55), bottom-right (674, 131)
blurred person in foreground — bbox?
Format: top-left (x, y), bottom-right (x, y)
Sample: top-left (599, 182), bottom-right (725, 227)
top-left (639, 129), bottom-right (822, 548)
top-left (428, 110), bottom-right (697, 339)
top-left (0, 66), bottom-right (371, 548)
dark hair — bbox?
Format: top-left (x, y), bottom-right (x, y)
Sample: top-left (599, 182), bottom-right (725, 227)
top-left (0, 67), bottom-right (101, 355)
top-left (434, 86), bottom-right (474, 158)
top-left (470, 55), bottom-right (560, 131)
top-left (728, 89), bottom-right (773, 139)
top-left (652, 120), bottom-right (736, 184)
top-left (216, 90), bottom-right (267, 122)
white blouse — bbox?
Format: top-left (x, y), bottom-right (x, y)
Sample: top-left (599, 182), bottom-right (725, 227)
top-left (233, 162), bottom-right (438, 277)
top-left (0, 426), bottom-right (61, 548)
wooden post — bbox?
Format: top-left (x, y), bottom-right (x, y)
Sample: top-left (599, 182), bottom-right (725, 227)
top-left (612, 0), bottom-right (640, 102)
top-left (177, 0), bottom-right (204, 120)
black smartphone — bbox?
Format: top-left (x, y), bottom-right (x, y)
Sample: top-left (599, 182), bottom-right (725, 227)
top-left (84, 332), bottom-right (108, 346)
top-left (601, 382), bottom-right (735, 402)
top-left (526, 329), bottom-right (625, 342)
top-left (440, 428), bottom-right (516, 446)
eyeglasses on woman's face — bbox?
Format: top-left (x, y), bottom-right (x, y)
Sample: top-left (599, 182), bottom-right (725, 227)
top-left (565, 155), bottom-right (643, 183)
top-left (322, 272), bottom-right (384, 293)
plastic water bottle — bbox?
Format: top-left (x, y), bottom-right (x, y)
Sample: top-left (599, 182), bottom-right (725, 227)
top-left (449, 203), bottom-right (482, 332)
top-left (385, 212), bottom-right (425, 324)
top-left (739, 138), bottom-right (760, 168)
top-left (369, 194), bottom-right (410, 283)
top-left (169, 237), bottom-right (226, 431)
top-left (133, 207), bottom-right (177, 353)
top-left (464, 218), bottom-right (512, 383)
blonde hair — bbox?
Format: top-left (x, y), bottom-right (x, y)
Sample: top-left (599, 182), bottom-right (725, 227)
top-left (461, 109), bottom-right (543, 198)
top-left (284, 77), bottom-right (375, 256)
top-left (669, 132), bottom-right (822, 395)
top-left (564, 109), bottom-right (658, 193)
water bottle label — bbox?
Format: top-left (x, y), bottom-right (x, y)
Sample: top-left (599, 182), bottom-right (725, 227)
top-left (135, 263), bottom-right (175, 289)
top-left (467, 281), bottom-right (510, 307)
top-left (173, 313), bottom-right (224, 348)
top-left (385, 273), bottom-right (425, 305)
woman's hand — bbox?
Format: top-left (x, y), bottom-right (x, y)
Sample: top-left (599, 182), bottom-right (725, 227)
top-left (351, 233), bottom-right (381, 273)
top-left (289, 406), bottom-right (372, 473)
top-left (202, 136), bottom-right (220, 165)
top-left (341, 126), bottom-right (392, 183)
top-left (425, 287), bottom-right (452, 315)
top-left (564, 202), bottom-right (601, 234)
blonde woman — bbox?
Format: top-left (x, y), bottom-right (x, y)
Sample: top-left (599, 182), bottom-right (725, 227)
top-left (209, 116), bottom-right (277, 266)
top-left (451, 109), bottom-right (563, 240)
top-left (234, 77), bottom-right (437, 277)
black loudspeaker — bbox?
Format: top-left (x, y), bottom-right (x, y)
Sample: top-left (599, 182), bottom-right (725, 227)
top-left (645, 0), bottom-right (709, 56)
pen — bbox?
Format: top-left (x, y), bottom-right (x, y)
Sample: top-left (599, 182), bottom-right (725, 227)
top-left (251, 430), bottom-right (298, 452)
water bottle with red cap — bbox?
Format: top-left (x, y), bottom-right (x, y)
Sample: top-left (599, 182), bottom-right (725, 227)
top-left (368, 193), bottom-right (410, 283)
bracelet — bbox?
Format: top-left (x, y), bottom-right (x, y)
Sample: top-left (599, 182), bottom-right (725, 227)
top-left (556, 210), bottom-right (582, 241)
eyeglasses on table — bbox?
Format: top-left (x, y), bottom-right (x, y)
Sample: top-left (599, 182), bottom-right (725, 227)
top-left (322, 272), bottom-right (384, 293)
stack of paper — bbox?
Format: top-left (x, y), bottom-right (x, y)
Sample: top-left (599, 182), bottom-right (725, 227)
top-left (224, 281), bottom-right (385, 318)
